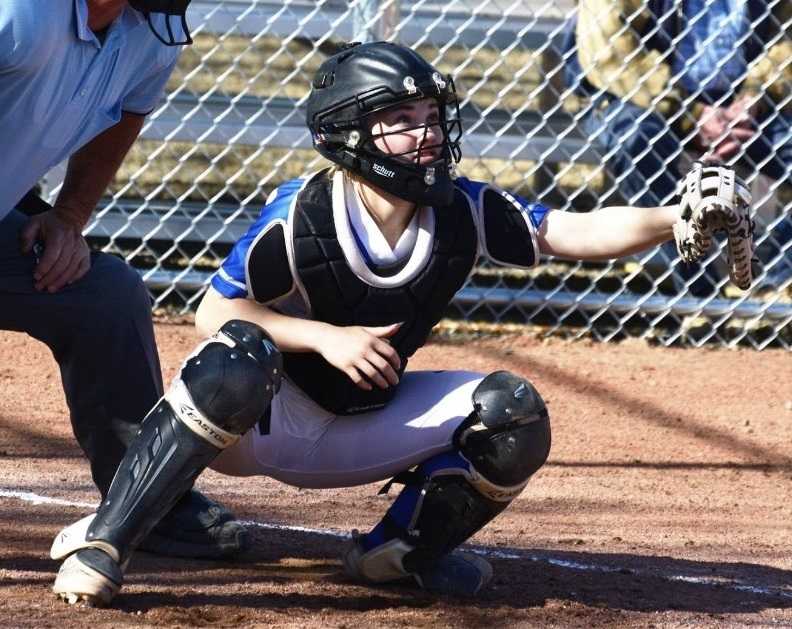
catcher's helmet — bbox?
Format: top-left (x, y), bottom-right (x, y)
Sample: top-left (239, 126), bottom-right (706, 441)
top-left (129, 0), bottom-right (193, 46)
top-left (306, 42), bottom-right (463, 207)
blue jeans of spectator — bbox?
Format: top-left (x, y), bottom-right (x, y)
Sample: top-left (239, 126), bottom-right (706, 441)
top-left (759, 213), bottom-right (792, 286)
top-left (0, 209), bottom-right (164, 497)
top-left (582, 99), bottom-right (791, 295)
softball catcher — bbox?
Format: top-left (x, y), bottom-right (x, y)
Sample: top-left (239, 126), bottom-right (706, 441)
top-left (50, 41), bottom-right (753, 606)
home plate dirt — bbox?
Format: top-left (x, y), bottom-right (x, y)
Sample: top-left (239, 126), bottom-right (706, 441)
top-left (1, 323), bottom-right (790, 628)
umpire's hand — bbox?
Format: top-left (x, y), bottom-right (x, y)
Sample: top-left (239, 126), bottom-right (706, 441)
top-left (19, 207), bottom-right (91, 292)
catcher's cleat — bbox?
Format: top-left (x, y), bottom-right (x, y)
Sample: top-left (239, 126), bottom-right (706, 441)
top-left (343, 534), bottom-right (493, 596)
top-left (53, 548), bottom-right (123, 607)
top-left (137, 489), bottom-right (248, 559)
top-left (51, 513), bottom-right (100, 559)
top-left (412, 551), bottom-right (493, 596)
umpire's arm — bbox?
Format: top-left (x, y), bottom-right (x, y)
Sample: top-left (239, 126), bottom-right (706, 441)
top-left (54, 111), bottom-right (145, 229)
top-left (20, 111), bottom-right (145, 292)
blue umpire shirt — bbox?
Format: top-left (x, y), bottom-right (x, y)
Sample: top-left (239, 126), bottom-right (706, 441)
top-left (0, 0), bottom-right (181, 222)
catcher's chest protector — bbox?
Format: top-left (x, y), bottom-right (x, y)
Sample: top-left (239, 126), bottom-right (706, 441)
top-left (283, 173), bottom-right (478, 414)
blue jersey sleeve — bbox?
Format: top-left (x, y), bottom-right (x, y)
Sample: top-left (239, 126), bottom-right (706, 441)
top-left (211, 178), bottom-right (304, 299)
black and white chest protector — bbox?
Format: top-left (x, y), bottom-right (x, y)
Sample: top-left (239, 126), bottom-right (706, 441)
top-left (250, 170), bottom-right (478, 415)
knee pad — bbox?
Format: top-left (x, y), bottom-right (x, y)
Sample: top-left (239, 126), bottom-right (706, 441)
top-left (351, 371), bottom-right (550, 582)
top-left (455, 370), bottom-right (551, 492)
top-left (174, 319), bottom-right (283, 440)
top-left (74, 321), bottom-right (281, 561)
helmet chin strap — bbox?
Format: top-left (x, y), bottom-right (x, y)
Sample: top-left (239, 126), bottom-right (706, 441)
top-left (357, 116), bottom-right (457, 207)
top-left (360, 153), bottom-right (456, 207)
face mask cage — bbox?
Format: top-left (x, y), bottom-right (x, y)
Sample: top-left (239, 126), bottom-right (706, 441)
top-left (130, 0), bottom-right (193, 46)
top-left (363, 98), bottom-right (463, 168)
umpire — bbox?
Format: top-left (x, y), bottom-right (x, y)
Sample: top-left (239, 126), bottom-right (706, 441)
top-left (0, 1), bottom-right (246, 558)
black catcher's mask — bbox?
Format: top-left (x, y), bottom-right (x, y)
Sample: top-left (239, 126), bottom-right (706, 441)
top-left (129, 0), bottom-right (193, 46)
top-left (306, 41), bottom-right (463, 207)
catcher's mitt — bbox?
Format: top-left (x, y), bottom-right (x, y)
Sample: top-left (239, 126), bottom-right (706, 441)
top-left (672, 162), bottom-right (755, 290)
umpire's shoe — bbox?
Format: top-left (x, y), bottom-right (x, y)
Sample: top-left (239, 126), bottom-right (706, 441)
top-left (344, 535), bottom-right (493, 596)
top-left (137, 489), bottom-right (248, 559)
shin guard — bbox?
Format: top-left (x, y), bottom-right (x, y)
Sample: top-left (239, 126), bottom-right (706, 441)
top-left (81, 320), bottom-right (281, 563)
top-left (350, 371), bottom-right (550, 582)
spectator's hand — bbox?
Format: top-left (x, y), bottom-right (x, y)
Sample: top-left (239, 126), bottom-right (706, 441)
top-left (19, 207), bottom-right (91, 292)
top-left (696, 105), bottom-right (754, 162)
top-left (724, 95), bottom-right (762, 129)
top-left (707, 95), bottom-right (762, 161)
top-left (695, 105), bottom-right (729, 150)
top-left (316, 323), bottom-right (402, 390)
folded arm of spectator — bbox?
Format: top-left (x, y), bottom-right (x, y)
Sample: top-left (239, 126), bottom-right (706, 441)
top-left (576, 0), bottom-right (791, 138)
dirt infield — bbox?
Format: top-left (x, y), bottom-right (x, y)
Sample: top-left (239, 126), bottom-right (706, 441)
top-left (1, 323), bottom-right (790, 628)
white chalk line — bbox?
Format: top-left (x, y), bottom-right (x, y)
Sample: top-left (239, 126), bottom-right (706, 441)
top-left (0, 490), bottom-right (95, 509)
top-left (2, 488), bottom-right (791, 602)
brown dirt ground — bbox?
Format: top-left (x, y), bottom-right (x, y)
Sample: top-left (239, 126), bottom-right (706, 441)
top-left (1, 323), bottom-right (791, 628)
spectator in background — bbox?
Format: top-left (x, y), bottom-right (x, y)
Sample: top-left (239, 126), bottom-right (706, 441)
top-left (0, 0), bottom-right (247, 558)
top-left (563, 0), bottom-right (791, 294)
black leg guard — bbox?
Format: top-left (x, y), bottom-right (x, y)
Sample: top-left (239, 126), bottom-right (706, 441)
top-left (84, 320), bottom-right (282, 562)
top-left (348, 371), bottom-right (550, 582)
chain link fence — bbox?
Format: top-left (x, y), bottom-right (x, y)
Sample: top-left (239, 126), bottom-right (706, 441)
top-left (43, 0), bottom-right (791, 348)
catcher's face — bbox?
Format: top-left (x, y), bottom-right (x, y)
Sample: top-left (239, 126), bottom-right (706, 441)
top-left (367, 98), bottom-right (444, 165)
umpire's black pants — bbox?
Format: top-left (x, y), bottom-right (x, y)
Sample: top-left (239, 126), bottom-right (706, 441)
top-left (0, 208), bottom-right (163, 497)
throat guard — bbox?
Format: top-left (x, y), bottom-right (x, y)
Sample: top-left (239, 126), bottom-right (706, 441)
top-left (276, 171), bottom-right (478, 414)
top-left (129, 0), bottom-right (193, 45)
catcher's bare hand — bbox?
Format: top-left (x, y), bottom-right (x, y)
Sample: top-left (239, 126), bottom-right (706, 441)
top-left (673, 162), bottom-right (755, 290)
top-left (317, 323), bottom-right (402, 390)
